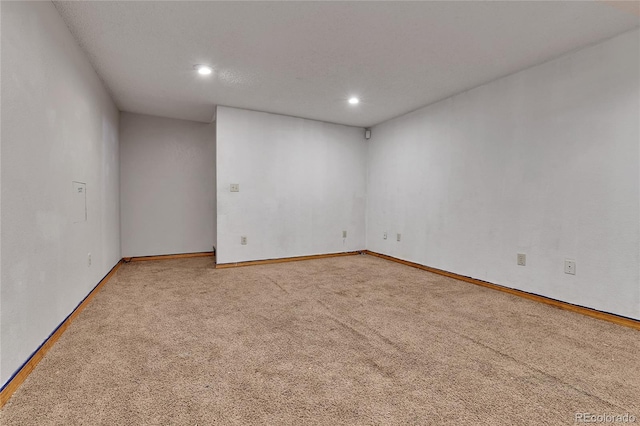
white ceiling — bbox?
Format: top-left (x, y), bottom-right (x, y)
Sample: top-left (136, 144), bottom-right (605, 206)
top-left (53, 1), bottom-right (639, 128)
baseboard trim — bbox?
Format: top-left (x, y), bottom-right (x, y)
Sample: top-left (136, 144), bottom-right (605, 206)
top-left (216, 251), bottom-right (362, 269)
top-left (4, 250), bottom-right (634, 409)
top-left (0, 259), bottom-right (124, 408)
top-left (123, 251), bottom-right (214, 262)
top-left (365, 250), bottom-right (640, 331)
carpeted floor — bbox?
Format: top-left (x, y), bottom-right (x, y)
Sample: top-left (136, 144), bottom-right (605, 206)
top-left (1, 254), bottom-right (639, 425)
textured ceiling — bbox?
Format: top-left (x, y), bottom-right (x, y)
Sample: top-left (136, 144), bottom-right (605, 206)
top-left (53, 1), bottom-right (639, 127)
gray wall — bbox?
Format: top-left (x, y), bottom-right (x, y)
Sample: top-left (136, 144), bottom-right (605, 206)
top-left (216, 107), bottom-right (367, 264)
top-left (1, 1), bottom-right (121, 386)
top-left (366, 29), bottom-right (640, 320)
top-left (120, 112), bottom-right (216, 257)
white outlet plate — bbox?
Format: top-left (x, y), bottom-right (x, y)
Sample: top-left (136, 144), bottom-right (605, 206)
top-left (241, 236), bottom-right (247, 245)
top-left (517, 253), bottom-right (526, 266)
top-left (342, 230), bottom-right (347, 238)
top-left (230, 183), bottom-right (240, 192)
top-left (397, 233), bottom-right (401, 242)
top-left (564, 259), bottom-right (576, 275)
top-left (383, 232), bottom-right (387, 240)
top-left (88, 253), bottom-right (92, 267)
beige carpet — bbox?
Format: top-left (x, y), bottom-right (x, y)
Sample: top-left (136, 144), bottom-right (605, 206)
top-left (1, 254), bottom-right (639, 425)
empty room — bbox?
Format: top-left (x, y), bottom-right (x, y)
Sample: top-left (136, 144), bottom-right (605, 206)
top-left (1, 1), bottom-right (639, 425)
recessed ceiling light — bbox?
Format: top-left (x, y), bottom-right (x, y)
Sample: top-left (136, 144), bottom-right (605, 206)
top-left (194, 64), bottom-right (213, 75)
top-left (348, 97), bottom-right (360, 105)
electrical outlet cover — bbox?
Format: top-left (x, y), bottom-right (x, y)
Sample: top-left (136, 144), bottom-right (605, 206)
top-left (517, 253), bottom-right (526, 266)
top-left (564, 259), bottom-right (576, 275)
